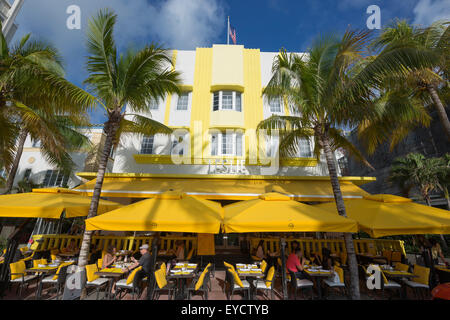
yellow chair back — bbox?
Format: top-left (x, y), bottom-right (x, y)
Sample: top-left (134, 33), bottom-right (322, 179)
top-left (10, 260), bottom-right (26, 280)
top-left (265, 266), bottom-right (275, 288)
top-left (97, 258), bottom-right (103, 270)
top-left (154, 268), bottom-right (167, 289)
top-left (52, 262), bottom-right (74, 280)
top-left (126, 266), bottom-right (143, 285)
top-left (160, 262), bottom-right (166, 275)
top-left (33, 259), bottom-right (47, 268)
top-left (186, 247), bottom-right (195, 260)
top-left (394, 263), bottom-right (409, 272)
top-left (260, 260), bottom-right (267, 273)
top-left (334, 266), bottom-right (344, 283)
top-left (413, 264), bottom-right (430, 286)
top-left (230, 269), bottom-right (245, 288)
top-left (195, 270), bottom-right (207, 291)
top-left (85, 264), bottom-right (99, 282)
top-left (223, 261), bottom-right (235, 271)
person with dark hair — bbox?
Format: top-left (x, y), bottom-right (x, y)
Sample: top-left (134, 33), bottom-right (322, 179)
top-left (286, 248), bottom-right (307, 279)
top-left (430, 238), bottom-right (449, 267)
top-left (255, 240), bottom-right (266, 259)
top-left (102, 245), bottom-right (117, 269)
top-left (290, 241), bottom-right (299, 254)
top-left (321, 248), bottom-right (333, 270)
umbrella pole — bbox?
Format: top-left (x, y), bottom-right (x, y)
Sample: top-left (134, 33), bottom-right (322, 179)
top-left (280, 238), bottom-right (288, 300)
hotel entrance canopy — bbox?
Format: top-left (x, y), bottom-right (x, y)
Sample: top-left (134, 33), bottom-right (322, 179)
top-left (74, 173), bottom-right (374, 201)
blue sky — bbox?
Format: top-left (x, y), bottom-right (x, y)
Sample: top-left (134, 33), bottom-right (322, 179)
top-left (13, 0), bottom-right (450, 124)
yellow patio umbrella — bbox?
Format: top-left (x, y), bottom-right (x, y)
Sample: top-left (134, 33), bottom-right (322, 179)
top-left (316, 194), bottom-right (450, 237)
top-left (85, 192), bottom-right (223, 233)
top-left (0, 188), bottom-right (122, 219)
top-left (223, 192), bottom-right (358, 233)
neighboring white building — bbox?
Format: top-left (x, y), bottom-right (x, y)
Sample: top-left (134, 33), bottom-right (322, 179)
top-left (0, 0), bottom-right (23, 43)
top-left (8, 126), bottom-right (113, 190)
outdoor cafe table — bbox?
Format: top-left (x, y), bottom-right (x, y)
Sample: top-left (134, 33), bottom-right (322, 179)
top-left (25, 264), bottom-right (59, 300)
top-left (236, 263), bottom-right (264, 300)
top-left (167, 262), bottom-right (198, 300)
top-left (95, 267), bottom-right (128, 300)
top-left (303, 266), bottom-right (334, 300)
top-left (380, 266), bottom-right (418, 299)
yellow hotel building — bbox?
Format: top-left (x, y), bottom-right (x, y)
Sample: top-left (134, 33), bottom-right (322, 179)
top-left (75, 44), bottom-right (374, 208)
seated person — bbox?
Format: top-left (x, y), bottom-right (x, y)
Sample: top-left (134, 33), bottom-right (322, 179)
top-left (290, 241), bottom-right (299, 254)
top-left (430, 238), bottom-right (449, 267)
top-left (88, 244), bottom-right (103, 265)
top-left (310, 252), bottom-right (322, 266)
top-left (102, 245), bottom-right (117, 269)
top-left (321, 248), bottom-right (333, 270)
top-left (255, 240), bottom-right (266, 259)
top-left (286, 248), bottom-right (307, 279)
top-left (123, 244), bottom-right (152, 276)
top-left (168, 240), bottom-right (185, 261)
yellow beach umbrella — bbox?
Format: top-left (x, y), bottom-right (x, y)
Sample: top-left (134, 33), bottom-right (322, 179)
top-left (316, 194), bottom-right (450, 237)
top-left (0, 188), bottom-right (121, 219)
top-left (85, 192), bottom-right (223, 233)
top-left (223, 192), bottom-right (358, 233)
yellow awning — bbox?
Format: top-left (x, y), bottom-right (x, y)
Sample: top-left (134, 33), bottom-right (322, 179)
top-left (223, 192), bottom-right (358, 233)
top-left (0, 190), bottom-right (122, 219)
top-left (74, 174), bottom-right (370, 201)
top-left (316, 194), bottom-right (450, 237)
top-left (85, 192), bottom-right (223, 233)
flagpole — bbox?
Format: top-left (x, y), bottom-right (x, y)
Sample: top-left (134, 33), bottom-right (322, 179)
top-left (227, 16), bottom-right (230, 45)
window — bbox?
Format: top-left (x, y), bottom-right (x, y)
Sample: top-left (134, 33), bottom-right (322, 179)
top-left (266, 135), bottom-right (279, 157)
top-left (211, 134), bottom-right (218, 156)
top-left (109, 147), bottom-right (115, 159)
top-left (212, 91), bottom-right (243, 112)
top-left (171, 139), bottom-right (184, 156)
top-left (32, 140), bottom-right (41, 148)
top-left (221, 133), bottom-right (234, 155)
top-left (23, 168), bottom-right (32, 181)
top-left (176, 93), bottom-right (189, 110)
top-left (269, 98), bottom-right (282, 113)
top-left (213, 92), bottom-right (220, 111)
top-left (222, 91), bottom-right (233, 110)
top-left (211, 132), bottom-right (243, 156)
top-left (298, 138), bottom-right (312, 158)
top-left (42, 170), bottom-right (69, 187)
top-left (235, 93), bottom-right (242, 112)
top-left (140, 136), bottom-right (154, 154)
top-left (149, 99), bottom-right (159, 110)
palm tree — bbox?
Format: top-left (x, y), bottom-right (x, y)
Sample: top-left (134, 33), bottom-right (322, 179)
top-left (257, 31), bottom-right (383, 300)
top-left (3, 110), bottom-right (91, 194)
top-left (438, 153), bottom-right (450, 210)
top-left (389, 153), bottom-right (448, 248)
top-left (256, 26), bottom-right (438, 299)
top-left (77, 9), bottom-right (181, 268)
top-left (0, 24), bottom-right (97, 172)
top-left (371, 20), bottom-right (450, 140)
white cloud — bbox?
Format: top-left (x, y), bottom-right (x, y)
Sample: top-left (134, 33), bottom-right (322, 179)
top-left (413, 0), bottom-right (450, 25)
top-left (13, 0), bottom-right (226, 123)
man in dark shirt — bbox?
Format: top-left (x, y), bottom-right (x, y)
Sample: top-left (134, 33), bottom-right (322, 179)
top-left (122, 244), bottom-right (152, 276)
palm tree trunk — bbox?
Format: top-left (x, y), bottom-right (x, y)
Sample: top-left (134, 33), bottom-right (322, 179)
top-left (3, 129), bottom-right (27, 194)
top-left (320, 129), bottom-right (361, 300)
top-left (78, 112), bottom-right (121, 268)
top-left (428, 85), bottom-right (450, 140)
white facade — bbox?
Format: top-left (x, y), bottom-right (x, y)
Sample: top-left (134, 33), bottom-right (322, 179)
top-left (0, 0), bottom-right (23, 43)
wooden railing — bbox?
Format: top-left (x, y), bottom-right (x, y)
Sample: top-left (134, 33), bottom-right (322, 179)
top-left (31, 234), bottom-right (197, 253)
top-left (249, 238), bottom-right (406, 257)
top-left (30, 234), bottom-right (405, 258)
